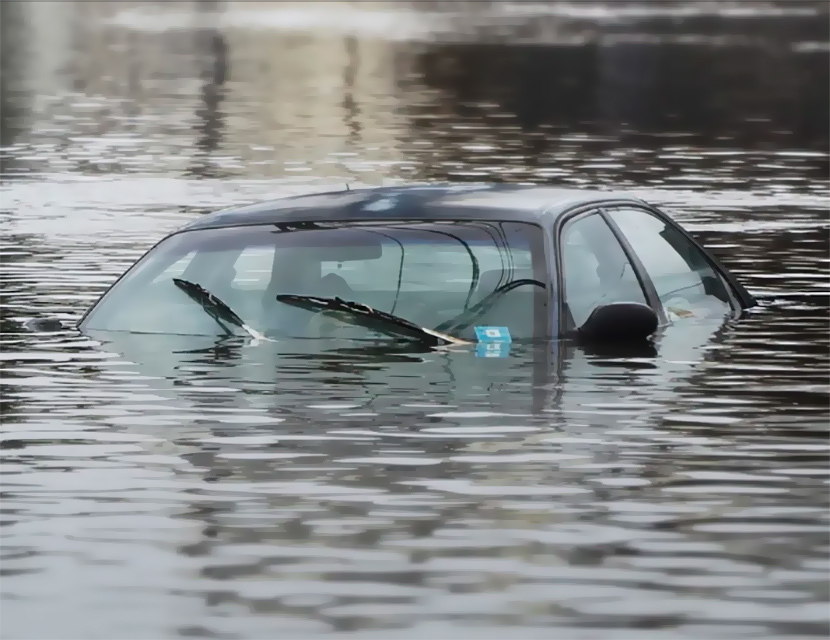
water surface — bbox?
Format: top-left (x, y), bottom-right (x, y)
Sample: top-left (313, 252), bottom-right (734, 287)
top-left (1, 2), bottom-right (828, 639)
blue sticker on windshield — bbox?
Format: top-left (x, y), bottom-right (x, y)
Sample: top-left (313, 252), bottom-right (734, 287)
top-left (475, 326), bottom-right (512, 343)
top-left (476, 342), bottom-right (511, 358)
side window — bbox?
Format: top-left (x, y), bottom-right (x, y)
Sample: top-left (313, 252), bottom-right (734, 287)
top-left (560, 213), bottom-right (649, 328)
top-left (607, 208), bottom-right (733, 318)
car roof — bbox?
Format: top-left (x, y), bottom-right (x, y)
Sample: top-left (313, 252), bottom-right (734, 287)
top-left (180, 183), bottom-right (650, 232)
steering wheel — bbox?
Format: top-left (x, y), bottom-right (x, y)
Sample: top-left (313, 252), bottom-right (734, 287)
top-left (434, 278), bottom-right (545, 335)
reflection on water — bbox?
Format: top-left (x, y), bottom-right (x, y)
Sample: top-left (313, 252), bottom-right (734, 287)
top-left (1, 2), bottom-right (828, 639)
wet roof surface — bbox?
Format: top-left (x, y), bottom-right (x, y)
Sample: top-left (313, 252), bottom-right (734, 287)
top-left (180, 184), bottom-right (649, 232)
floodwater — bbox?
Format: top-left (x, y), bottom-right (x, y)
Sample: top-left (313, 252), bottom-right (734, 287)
top-left (1, 2), bottom-right (828, 639)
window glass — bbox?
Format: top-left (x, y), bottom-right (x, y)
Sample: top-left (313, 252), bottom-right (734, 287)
top-left (81, 221), bottom-right (547, 340)
top-left (150, 251), bottom-right (195, 283)
top-left (607, 208), bottom-right (733, 320)
top-left (232, 247), bottom-right (275, 289)
top-left (561, 213), bottom-right (648, 327)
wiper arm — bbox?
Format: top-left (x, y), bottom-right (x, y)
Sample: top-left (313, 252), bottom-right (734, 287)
top-left (173, 278), bottom-right (266, 341)
top-left (275, 294), bottom-right (469, 346)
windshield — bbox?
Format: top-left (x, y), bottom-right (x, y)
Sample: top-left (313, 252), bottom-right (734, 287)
top-left (80, 221), bottom-right (548, 341)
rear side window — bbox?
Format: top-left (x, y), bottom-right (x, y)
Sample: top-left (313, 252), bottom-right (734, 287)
top-left (606, 207), bottom-right (733, 319)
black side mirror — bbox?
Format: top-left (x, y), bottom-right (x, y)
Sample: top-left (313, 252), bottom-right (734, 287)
top-left (577, 302), bottom-right (658, 343)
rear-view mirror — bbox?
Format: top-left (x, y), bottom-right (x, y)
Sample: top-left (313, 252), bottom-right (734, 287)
top-left (283, 230), bottom-right (384, 261)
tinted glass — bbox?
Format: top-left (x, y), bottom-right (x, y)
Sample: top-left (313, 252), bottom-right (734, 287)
top-left (81, 221), bottom-right (547, 340)
top-left (560, 213), bottom-right (649, 328)
top-left (607, 207), bottom-right (734, 320)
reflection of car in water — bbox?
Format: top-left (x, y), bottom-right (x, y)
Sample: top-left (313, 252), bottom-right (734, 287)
top-left (79, 314), bottom-right (741, 495)
top-left (72, 184), bottom-right (755, 352)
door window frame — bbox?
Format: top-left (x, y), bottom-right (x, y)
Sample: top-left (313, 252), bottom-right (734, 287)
top-left (552, 203), bottom-right (667, 334)
top-left (599, 203), bottom-right (752, 313)
top-left (551, 201), bottom-right (755, 337)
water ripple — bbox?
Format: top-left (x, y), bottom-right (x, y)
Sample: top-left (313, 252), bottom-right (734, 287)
top-left (1, 1), bottom-right (828, 638)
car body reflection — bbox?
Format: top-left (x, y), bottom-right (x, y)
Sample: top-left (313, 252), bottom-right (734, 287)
top-left (81, 308), bottom-right (735, 478)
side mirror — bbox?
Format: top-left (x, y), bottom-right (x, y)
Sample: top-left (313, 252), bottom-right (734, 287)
top-left (577, 302), bottom-right (658, 343)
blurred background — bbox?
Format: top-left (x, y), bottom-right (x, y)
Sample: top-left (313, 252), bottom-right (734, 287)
top-left (2, 0), bottom-right (827, 183)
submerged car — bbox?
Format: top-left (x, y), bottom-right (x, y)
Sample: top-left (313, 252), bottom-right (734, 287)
top-left (75, 184), bottom-right (756, 348)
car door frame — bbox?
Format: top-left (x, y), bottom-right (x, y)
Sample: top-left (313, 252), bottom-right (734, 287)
top-left (551, 200), bottom-right (668, 337)
top-left (598, 202), bottom-right (757, 312)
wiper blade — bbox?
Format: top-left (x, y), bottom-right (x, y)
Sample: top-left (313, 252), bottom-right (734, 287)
top-left (275, 294), bottom-right (469, 346)
top-left (173, 278), bottom-right (266, 341)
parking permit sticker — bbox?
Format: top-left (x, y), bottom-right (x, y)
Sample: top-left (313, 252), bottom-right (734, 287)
top-left (475, 326), bottom-right (512, 343)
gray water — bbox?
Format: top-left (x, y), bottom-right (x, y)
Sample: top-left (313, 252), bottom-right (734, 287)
top-left (1, 2), bottom-right (828, 639)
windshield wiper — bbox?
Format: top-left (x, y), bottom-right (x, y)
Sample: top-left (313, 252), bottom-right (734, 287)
top-left (275, 294), bottom-right (469, 346)
top-left (173, 278), bottom-right (267, 341)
